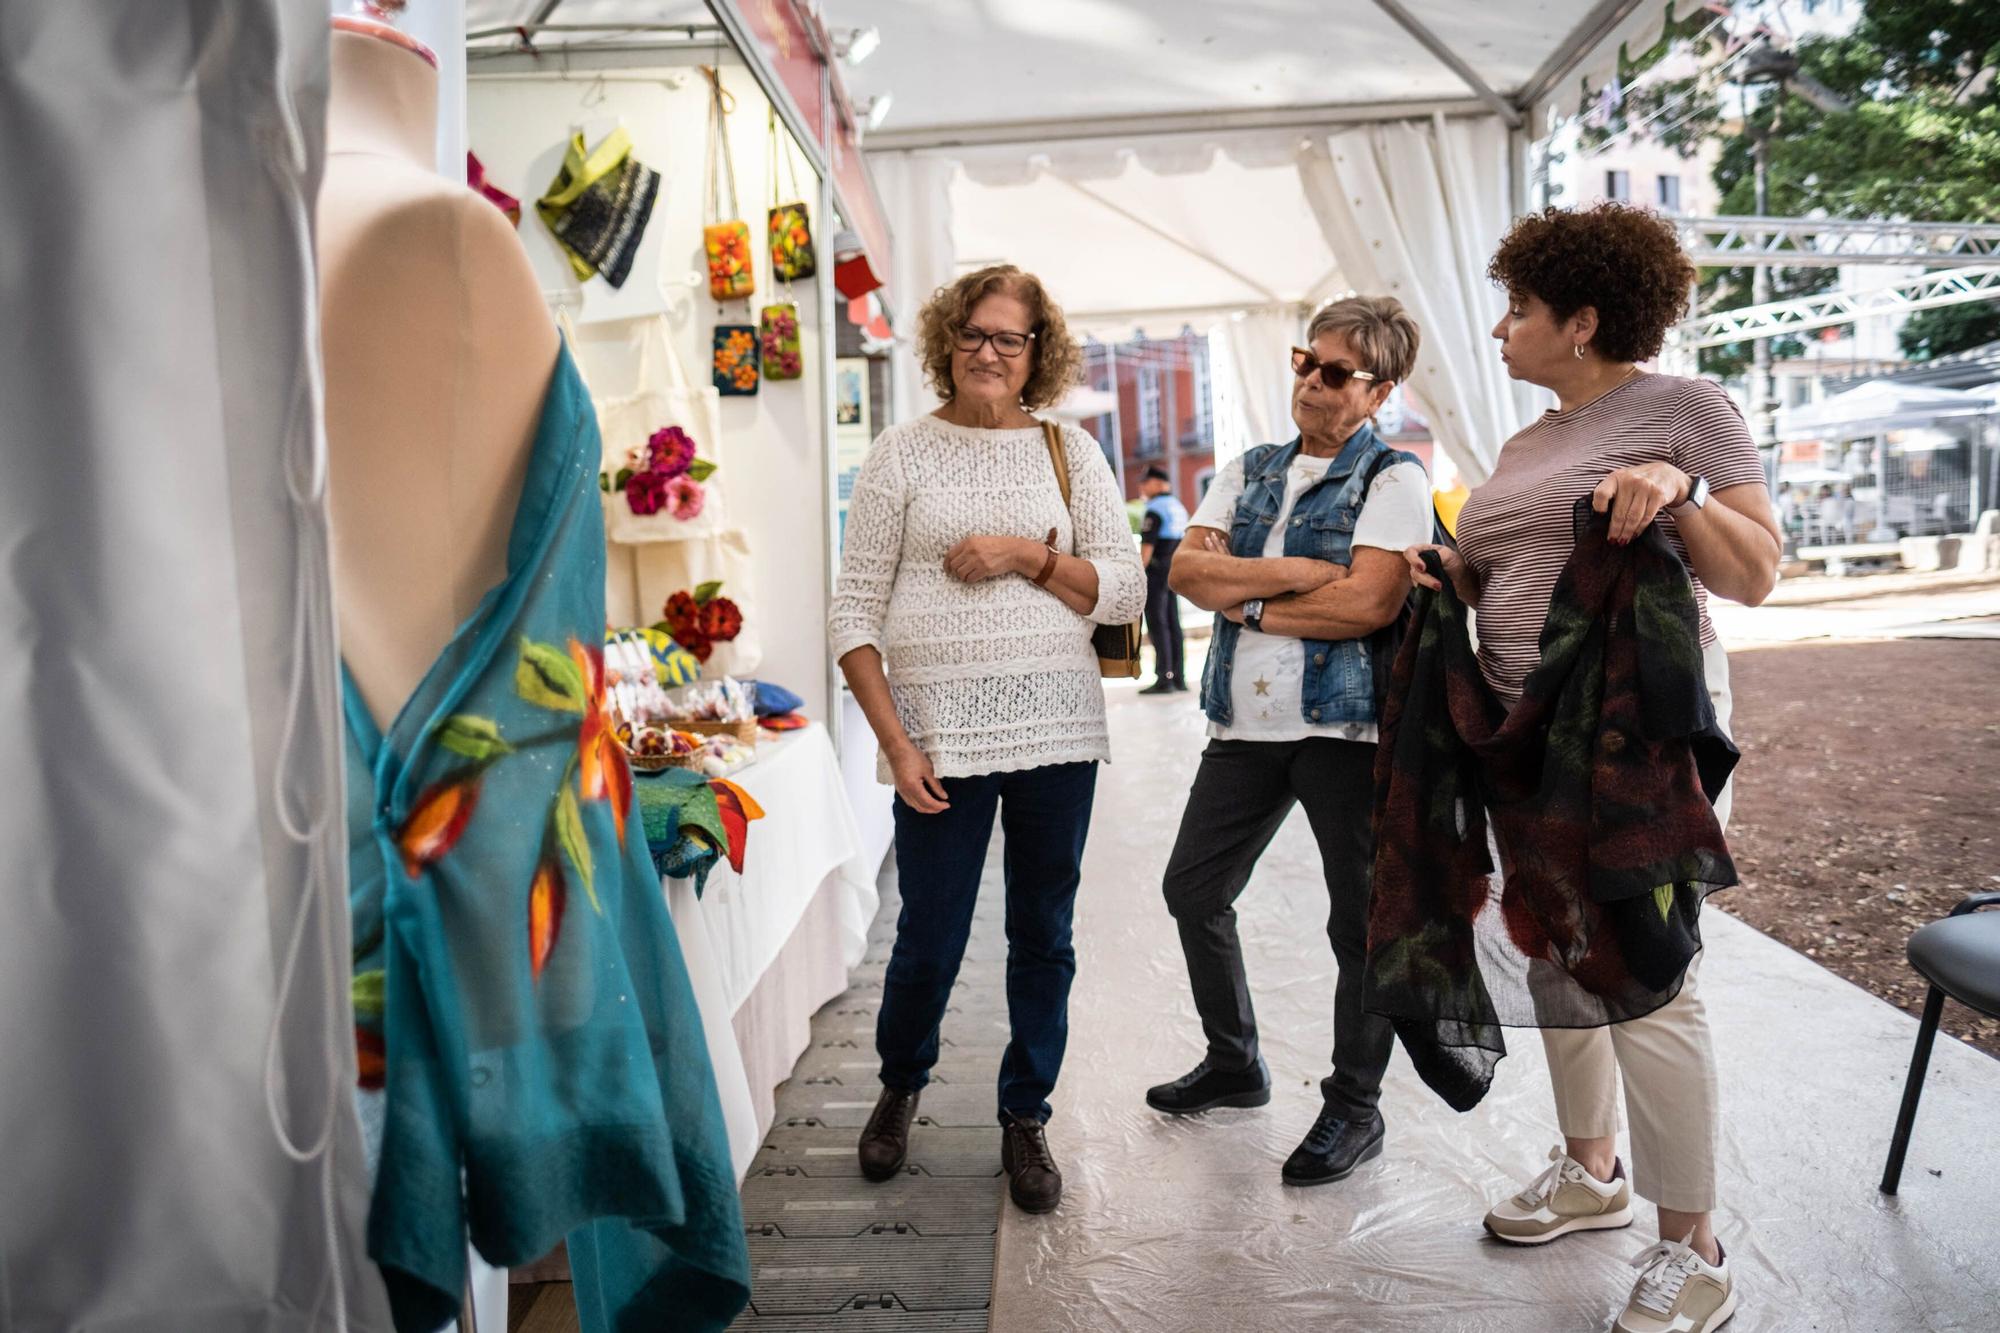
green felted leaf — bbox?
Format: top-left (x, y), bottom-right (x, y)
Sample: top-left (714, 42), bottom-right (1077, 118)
top-left (516, 638), bottom-right (587, 713)
top-left (693, 580), bottom-right (724, 604)
top-left (599, 471), bottom-right (613, 492)
top-left (436, 714), bottom-right (514, 763)
top-left (687, 457), bottom-right (717, 482)
top-left (557, 782), bottom-right (598, 914)
top-left (615, 467), bottom-right (634, 489)
top-left (351, 969), bottom-right (386, 1020)
top-left (1652, 882), bottom-right (1674, 923)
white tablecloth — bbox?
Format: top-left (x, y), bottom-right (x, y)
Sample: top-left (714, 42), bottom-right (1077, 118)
top-left (660, 722), bottom-right (877, 1176)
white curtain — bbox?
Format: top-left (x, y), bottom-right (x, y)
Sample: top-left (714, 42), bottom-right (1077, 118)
top-left (1298, 114), bottom-right (1539, 483)
top-left (0, 5), bottom-right (387, 1330)
top-left (867, 150), bottom-right (958, 425)
top-left (1212, 306), bottom-right (1303, 469)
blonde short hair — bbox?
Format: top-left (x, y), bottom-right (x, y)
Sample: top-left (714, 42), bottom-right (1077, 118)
top-left (916, 264), bottom-right (1083, 413)
top-left (1306, 295), bottom-right (1421, 385)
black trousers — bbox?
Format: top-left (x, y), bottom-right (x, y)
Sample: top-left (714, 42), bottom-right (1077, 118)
top-left (1144, 557), bottom-right (1184, 683)
top-left (1159, 736), bottom-right (1393, 1119)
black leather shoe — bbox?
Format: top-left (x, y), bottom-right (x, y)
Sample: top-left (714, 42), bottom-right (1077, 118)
top-left (857, 1086), bottom-right (920, 1181)
top-left (1139, 679), bottom-right (1177, 695)
top-left (1145, 1058), bottom-right (1272, 1115)
top-left (1281, 1107), bottom-right (1384, 1186)
top-left (1001, 1114), bottom-right (1063, 1213)
top-left (1171, 678), bottom-right (1190, 691)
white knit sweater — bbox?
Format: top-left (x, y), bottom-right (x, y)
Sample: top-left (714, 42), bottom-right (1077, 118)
top-left (828, 415), bottom-right (1147, 781)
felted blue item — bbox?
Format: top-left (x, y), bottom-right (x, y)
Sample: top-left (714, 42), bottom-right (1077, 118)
top-left (748, 679), bottom-right (803, 717)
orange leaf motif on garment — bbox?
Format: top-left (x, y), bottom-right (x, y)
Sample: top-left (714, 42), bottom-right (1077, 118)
top-left (569, 637), bottom-right (630, 845)
top-left (355, 1027), bottom-right (386, 1091)
top-left (529, 859), bottom-right (565, 981)
top-left (397, 773), bottom-right (481, 878)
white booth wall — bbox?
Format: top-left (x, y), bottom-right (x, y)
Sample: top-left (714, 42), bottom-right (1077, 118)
top-left (467, 63), bottom-right (835, 724)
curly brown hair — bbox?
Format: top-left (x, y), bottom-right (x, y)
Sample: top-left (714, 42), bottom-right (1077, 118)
top-left (1487, 203), bottom-right (1696, 363)
top-left (916, 264), bottom-right (1082, 412)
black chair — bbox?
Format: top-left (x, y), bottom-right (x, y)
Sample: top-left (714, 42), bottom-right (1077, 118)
top-left (1880, 891), bottom-right (2000, 1195)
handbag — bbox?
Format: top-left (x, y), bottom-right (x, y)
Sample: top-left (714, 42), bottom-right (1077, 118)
top-left (759, 303), bottom-right (802, 382)
top-left (712, 324), bottom-right (760, 395)
top-left (766, 107), bottom-right (816, 282)
top-left (702, 68), bottom-right (755, 302)
top-left (589, 315), bottom-right (729, 545)
top-left (1040, 420), bottom-right (1143, 679)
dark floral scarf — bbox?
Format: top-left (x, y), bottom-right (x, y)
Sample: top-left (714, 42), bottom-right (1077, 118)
top-left (536, 127), bottom-right (660, 290)
top-left (1364, 497), bottom-right (1739, 1111)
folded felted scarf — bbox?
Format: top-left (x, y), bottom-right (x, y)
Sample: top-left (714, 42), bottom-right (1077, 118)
top-left (536, 126), bottom-right (660, 289)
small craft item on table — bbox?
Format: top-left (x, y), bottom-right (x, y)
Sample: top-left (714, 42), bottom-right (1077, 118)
top-left (534, 125), bottom-right (660, 289)
top-left (744, 679), bottom-right (802, 717)
top-left (605, 624), bottom-right (701, 689)
top-left (634, 767), bottom-right (727, 895)
top-left (666, 677), bottom-right (758, 741)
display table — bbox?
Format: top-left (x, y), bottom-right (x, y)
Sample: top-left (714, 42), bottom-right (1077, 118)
top-left (659, 722), bottom-right (878, 1174)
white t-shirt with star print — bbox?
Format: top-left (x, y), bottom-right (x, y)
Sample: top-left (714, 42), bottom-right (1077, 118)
top-left (1187, 452), bottom-right (1433, 744)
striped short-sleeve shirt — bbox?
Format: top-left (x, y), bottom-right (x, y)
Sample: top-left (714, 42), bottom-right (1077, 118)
top-left (1456, 372), bottom-right (1766, 703)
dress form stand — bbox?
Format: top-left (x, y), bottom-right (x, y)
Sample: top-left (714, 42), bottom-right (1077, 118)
top-left (318, 14), bottom-right (555, 1333)
top-left (319, 14), bottom-right (557, 731)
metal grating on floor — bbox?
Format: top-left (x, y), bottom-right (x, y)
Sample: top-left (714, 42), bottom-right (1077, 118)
top-left (730, 848), bottom-right (1008, 1330)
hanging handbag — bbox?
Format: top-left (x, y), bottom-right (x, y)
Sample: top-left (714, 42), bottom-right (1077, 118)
top-left (589, 315), bottom-right (730, 545)
top-left (712, 324), bottom-right (760, 396)
top-left (702, 68), bottom-right (755, 302)
top-left (766, 106), bottom-right (817, 283)
top-left (1040, 420), bottom-right (1143, 679)
top-left (759, 304), bottom-right (802, 382)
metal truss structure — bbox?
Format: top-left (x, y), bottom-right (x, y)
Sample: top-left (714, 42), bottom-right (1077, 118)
top-left (1671, 266), bottom-right (2000, 351)
top-left (1680, 216), bottom-right (2000, 268)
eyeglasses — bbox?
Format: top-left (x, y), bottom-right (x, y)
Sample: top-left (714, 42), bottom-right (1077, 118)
top-left (956, 324), bottom-right (1036, 358)
top-left (1291, 346), bottom-right (1381, 391)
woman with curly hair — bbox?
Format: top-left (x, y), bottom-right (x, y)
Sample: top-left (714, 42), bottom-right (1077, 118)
top-left (827, 265), bottom-right (1144, 1214)
top-left (1404, 204), bottom-right (1778, 1333)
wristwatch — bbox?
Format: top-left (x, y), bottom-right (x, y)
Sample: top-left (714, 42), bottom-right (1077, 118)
top-left (1242, 598), bottom-right (1266, 632)
top-left (1671, 474), bottom-right (1711, 513)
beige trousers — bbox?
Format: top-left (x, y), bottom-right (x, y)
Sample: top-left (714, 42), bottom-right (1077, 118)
top-left (1540, 639), bottom-right (1732, 1214)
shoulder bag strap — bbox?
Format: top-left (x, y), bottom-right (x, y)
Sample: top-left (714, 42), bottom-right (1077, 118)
top-left (1041, 419), bottom-right (1073, 508)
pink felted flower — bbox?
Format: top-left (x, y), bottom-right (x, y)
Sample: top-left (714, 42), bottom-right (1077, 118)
top-left (626, 470), bottom-right (670, 515)
top-left (664, 475), bottom-right (705, 520)
top-left (647, 426), bottom-right (696, 478)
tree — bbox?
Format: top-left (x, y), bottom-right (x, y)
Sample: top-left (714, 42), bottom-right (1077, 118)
top-left (1576, 0), bottom-right (2000, 370)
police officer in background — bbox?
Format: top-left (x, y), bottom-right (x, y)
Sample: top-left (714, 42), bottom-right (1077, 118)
top-left (1137, 465), bottom-right (1189, 694)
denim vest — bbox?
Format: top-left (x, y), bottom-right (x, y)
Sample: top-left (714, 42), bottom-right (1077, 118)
top-left (1199, 425), bottom-right (1410, 728)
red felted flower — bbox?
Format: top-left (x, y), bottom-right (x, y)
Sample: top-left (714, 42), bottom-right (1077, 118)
top-left (697, 596), bottom-right (743, 643)
top-left (647, 425), bottom-right (696, 478)
top-left (626, 470), bottom-right (669, 515)
top-left (662, 590), bottom-right (701, 636)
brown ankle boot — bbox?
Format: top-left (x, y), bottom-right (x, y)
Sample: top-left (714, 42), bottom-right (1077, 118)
top-left (1001, 1114), bottom-right (1063, 1213)
top-left (857, 1086), bottom-right (920, 1181)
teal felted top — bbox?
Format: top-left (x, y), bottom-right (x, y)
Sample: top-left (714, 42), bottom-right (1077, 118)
top-left (344, 343), bottom-right (750, 1333)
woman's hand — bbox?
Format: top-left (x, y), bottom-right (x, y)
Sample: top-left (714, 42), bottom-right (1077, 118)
top-left (1592, 461), bottom-right (1691, 544)
top-left (887, 742), bottom-right (951, 814)
top-left (944, 535), bottom-right (1037, 583)
top-left (1404, 543), bottom-right (1475, 601)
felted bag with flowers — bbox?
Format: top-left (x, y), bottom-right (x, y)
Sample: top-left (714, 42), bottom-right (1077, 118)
top-left (702, 69), bottom-right (756, 302)
top-left (713, 325), bottom-right (760, 396)
top-left (586, 315), bottom-right (730, 545)
top-left (766, 107), bottom-right (816, 283)
top-left (759, 304), bottom-right (802, 383)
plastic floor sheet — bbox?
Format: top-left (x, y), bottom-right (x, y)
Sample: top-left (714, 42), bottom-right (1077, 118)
top-left (987, 681), bottom-right (2000, 1332)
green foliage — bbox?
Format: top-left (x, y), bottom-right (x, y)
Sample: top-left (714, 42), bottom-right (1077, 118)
top-left (1899, 302), bottom-right (2000, 360)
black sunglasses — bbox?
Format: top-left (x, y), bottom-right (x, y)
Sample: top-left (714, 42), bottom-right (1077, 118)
top-left (1291, 346), bottom-right (1382, 391)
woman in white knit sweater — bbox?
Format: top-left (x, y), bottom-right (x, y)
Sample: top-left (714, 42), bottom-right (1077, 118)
top-left (828, 264), bottom-right (1144, 1214)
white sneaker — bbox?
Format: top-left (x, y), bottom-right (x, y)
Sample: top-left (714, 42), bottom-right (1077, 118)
top-left (1483, 1145), bottom-right (1634, 1244)
top-left (1614, 1235), bottom-right (1737, 1333)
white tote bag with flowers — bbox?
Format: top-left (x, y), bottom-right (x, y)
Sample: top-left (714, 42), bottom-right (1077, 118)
top-left (630, 529), bottom-right (764, 678)
top-left (593, 314), bottom-right (730, 544)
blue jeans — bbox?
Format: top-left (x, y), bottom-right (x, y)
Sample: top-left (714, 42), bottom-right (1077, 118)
top-left (878, 761), bottom-right (1098, 1123)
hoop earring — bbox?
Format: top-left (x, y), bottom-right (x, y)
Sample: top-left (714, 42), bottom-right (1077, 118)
top-left (1573, 343), bottom-right (1585, 360)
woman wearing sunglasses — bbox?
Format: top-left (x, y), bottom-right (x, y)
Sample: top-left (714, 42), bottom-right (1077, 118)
top-left (1402, 203), bottom-right (1778, 1333)
top-left (828, 264), bottom-right (1144, 1215)
top-left (1145, 296), bottom-right (1435, 1186)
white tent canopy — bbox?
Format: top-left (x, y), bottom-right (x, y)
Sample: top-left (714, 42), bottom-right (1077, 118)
top-left (461, 1), bottom-right (1679, 478)
top-left (1776, 381), bottom-right (2000, 441)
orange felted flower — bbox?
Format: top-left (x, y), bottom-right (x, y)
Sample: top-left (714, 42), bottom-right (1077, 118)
top-left (397, 773), bottom-right (481, 878)
top-left (726, 329), bottom-right (755, 354)
top-left (569, 637), bottom-right (630, 845)
top-left (528, 858), bottom-right (565, 980)
top-left (733, 365), bottom-right (758, 390)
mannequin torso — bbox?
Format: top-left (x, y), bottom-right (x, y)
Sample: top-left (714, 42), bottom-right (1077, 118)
top-left (319, 26), bottom-right (559, 728)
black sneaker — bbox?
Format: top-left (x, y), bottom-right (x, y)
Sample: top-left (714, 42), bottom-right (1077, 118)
top-left (1139, 679), bottom-right (1177, 695)
top-left (1144, 1057), bottom-right (1272, 1114)
top-left (857, 1086), bottom-right (920, 1181)
top-left (1281, 1106), bottom-right (1384, 1186)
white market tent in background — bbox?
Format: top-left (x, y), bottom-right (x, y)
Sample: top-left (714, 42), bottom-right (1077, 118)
top-left (462, 1), bottom-right (1684, 478)
top-left (1775, 380), bottom-right (2000, 440)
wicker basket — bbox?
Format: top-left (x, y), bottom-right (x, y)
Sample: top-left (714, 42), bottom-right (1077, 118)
top-left (628, 749), bottom-right (704, 774)
top-left (673, 717), bottom-right (759, 745)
